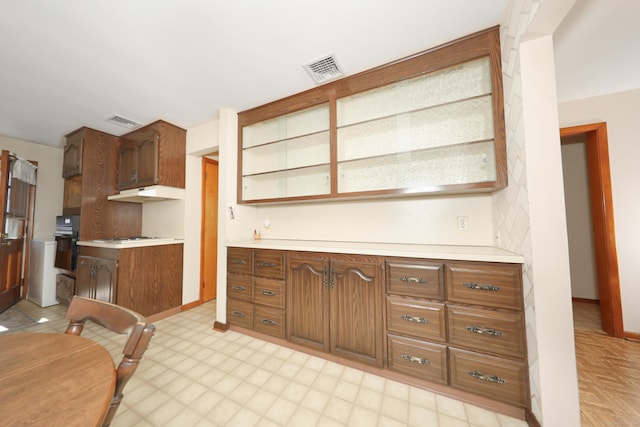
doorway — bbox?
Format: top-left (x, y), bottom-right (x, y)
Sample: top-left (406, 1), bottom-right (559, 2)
top-left (200, 157), bottom-right (219, 302)
top-left (560, 123), bottom-right (623, 337)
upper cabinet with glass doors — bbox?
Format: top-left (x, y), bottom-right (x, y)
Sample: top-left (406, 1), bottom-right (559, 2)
top-left (238, 27), bottom-right (506, 204)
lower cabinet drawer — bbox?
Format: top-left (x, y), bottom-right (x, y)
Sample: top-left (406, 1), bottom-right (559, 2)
top-left (227, 299), bottom-right (253, 329)
top-left (387, 334), bottom-right (448, 385)
top-left (447, 305), bottom-right (525, 358)
top-left (254, 277), bottom-right (285, 308)
top-left (254, 305), bottom-right (285, 339)
top-left (386, 296), bottom-right (446, 342)
top-left (227, 274), bottom-right (253, 302)
top-left (449, 347), bottom-right (529, 407)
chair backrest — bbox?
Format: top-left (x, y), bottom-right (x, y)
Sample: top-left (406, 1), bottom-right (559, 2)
top-left (64, 296), bottom-right (155, 427)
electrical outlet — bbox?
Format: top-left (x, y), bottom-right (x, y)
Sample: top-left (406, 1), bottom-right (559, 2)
top-left (457, 216), bottom-right (469, 231)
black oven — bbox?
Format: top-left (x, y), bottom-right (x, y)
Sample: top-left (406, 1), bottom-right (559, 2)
top-left (54, 215), bottom-right (80, 271)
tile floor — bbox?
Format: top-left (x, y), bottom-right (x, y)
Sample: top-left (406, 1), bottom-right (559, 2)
top-left (12, 300), bottom-right (529, 427)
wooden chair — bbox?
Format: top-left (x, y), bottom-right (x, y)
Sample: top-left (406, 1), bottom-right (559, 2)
top-left (64, 296), bottom-right (155, 426)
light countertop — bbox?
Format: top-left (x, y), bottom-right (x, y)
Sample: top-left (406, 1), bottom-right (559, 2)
top-left (227, 239), bottom-right (524, 263)
top-left (78, 238), bottom-right (184, 249)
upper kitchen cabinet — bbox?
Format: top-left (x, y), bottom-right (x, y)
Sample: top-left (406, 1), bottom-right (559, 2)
top-left (63, 127), bottom-right (141, 239)
top-left (238, 27), bottom-right (506, 204)
top-left (118, 120), bottom-right (186, 191)
top-left (62, 131), bottom-right (83, 178)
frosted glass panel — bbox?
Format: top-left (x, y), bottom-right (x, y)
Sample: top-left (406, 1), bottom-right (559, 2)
top-left (242, 165), bottom-right (330, 200)
top-left (243, 104), bottom-right (329, 148)
top-left (338, 96), bottom-right (493, 161)
top-left (243, 131), bottom-right (330, 175)
top-left (338, 141), bottom-right (496, 193)
top-left (337, 57), bottom-right (491, 127)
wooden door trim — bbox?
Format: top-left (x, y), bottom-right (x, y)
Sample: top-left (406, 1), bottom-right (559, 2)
top-left (560, 122), bottom-right (623, 337)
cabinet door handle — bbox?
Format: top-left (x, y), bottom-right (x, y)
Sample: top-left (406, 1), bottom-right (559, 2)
top-left (399, 276), bottom-right (427, 284)
top-left (401, 314), bottom-right (431, 324)
top-left (260, 262), bottom-right (277, 268)
top-left (467, 370), bottom-right (507, 385)
top-left (260, 290), bottom-right (276, 296)
top-left (463, 282), bottom-right (501, 292)
top-left (232, 259), bottom-right (247, 265)
top-left (465, 325), bottom-right (504, 337)
top-left (401, 354), bottom-right (431, 365)
top-left (260, 319), bottom-right (277, 326)
top-left (231, 311), bottom-right (246, 318)
top-left (323, 266), bottom-right (328, 288)
top-left (231, 285), bottom-right (246, 291)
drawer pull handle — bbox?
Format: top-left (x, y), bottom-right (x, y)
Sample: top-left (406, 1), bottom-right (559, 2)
top-left (260, 262), bottom-right (277, 268)
top-left (463, 282), bottom-right (501, 292)
top-left (401, 314), bottom-right (431, 324)
top-left (260, 319), bottom-right (277, 326)
top-left (401, 354), bottom-right (431, 365)
top-left (260, 290), bottom-right (276, 296)
top-left (232, 259), bottom-right (248, 265)
top-left (231, 285), bottom-right (246, 291)
top-left (399, 276), bottom-right (427, 284)
top-left (467, 370), bottom-right (507, 385)
top-left (465, 326), bottom-right (504, 337)
top-left (231, 311), bottom-right (246, 318)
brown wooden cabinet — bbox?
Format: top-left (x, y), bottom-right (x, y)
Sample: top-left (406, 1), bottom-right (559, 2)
top-left (118, 120), bottom-right (186, 191)
top-left (384, 257), bottom-right (529, 408)
top-left (226, 248), bottom-right (286, 339)
top-left (62, 127), bottom-right (141, 239)
top-left (78, 244), bottom-right (183, 317)
top-left (287, 252), bottom-right (384, 368)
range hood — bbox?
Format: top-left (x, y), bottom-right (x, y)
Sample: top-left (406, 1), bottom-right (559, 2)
top-left (107, 185), bottom-right (184, 203)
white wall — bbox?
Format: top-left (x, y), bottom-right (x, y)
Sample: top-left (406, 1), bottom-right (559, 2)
top-left (561, 140), bottom-right (598, 300)
top-left (0, 136), bottom-right (63, 239)
top-left (559, 88), bottom-right (640, 333)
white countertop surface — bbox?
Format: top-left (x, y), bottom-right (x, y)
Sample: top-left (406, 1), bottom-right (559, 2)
top-left (78, 238), bottom-right (184, 249)
top-left (227, 239), bottom-right (524, 263)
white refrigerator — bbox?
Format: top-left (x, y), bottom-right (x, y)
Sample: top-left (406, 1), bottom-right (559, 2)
top-left (27, 239), bottom-right (59, 307)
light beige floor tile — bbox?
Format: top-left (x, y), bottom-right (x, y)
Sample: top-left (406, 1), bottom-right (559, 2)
top-left (288, 406), bottom-right (322, 427)
top-left (206, 397), bottom-right (242, 425)
top-left (322, 396), bottom-right (353, 424)
top-left (439, 412), bottom-right (472, 427)
top-left (355, 387), bottom-right (383, 412)
top-left (380, 394), bottom-right (409, 423)
top-left (263, 396), bottom-right (297, 424)
top-left (189, 390), bottom-right (225, 416)
top-left (348, 405), bottom-right (380, 427)
top-left (436, 393), bottom-right (468, 421)
top-left (408, 404), bottom-right (439, 426)
top-left (300, 389), bottom-right (330, 413)
top-left (225, 408), bottom-right (262, 427)
top-left (243, 389), bottom-right (278, 415)
top-left (164, 408), bottom-right (203, 427)
top-left (464, 403), bottom-right (501, 427)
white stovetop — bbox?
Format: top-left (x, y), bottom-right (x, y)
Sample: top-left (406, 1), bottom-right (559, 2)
top-left (78, 238), bottom-right (183, 249)
top-left (227, 239), bottom-right (524, 263)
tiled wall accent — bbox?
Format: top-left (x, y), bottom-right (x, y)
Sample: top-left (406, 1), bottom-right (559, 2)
top-left (496, 0), bottom-right (542, 422)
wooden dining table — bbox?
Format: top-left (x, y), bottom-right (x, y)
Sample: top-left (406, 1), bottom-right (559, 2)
top-left (0, 332), bottom-right (116, 427)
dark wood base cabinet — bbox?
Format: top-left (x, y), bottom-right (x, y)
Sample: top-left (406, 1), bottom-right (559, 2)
top-left (77, 244), bottom-right (183, 317)
top-left (227, 246), bottom-right (530, 418)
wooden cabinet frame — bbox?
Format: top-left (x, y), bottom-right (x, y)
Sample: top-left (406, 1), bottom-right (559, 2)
top-left (237, 26), bottom-right (506, 204)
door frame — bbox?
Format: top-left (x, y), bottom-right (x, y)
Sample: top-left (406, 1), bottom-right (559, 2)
top-left (560, 122), bottom-right (623, 338)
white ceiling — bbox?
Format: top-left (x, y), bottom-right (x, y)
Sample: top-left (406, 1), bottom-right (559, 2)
top-left (0, 1), bottom-right (638, 149)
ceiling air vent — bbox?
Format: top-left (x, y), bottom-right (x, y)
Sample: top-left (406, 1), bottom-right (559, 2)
top-left (106, 114), bottom-right (141, 129)
top-left (303, 54), bottom-right (344, 85)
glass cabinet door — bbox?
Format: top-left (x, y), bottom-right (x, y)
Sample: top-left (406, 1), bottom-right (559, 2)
top-left (241, 103), bottom-right (330, 201)
top-left (336, 57), bottom-right (497, 194)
